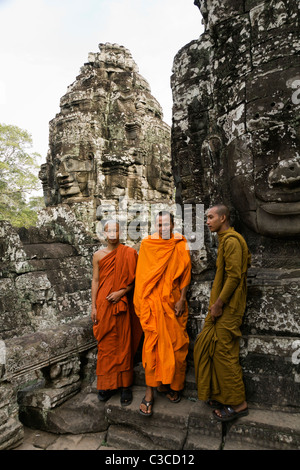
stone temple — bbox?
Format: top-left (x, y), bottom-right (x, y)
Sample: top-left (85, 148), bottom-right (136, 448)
top-left (172, 0), bottom-right (300, 410)
top-left (0, 1), bottom-right (300, 451)
top-left (39, 42), bottom-right (173, 240)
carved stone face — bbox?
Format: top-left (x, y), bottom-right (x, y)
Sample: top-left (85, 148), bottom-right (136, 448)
top-left (227, 66), bottom-right (300, 238)
top-left (40, 43), bottom-right (173, 217)
top-left (53, 151), bottom-right (94, 200)
top-left (179, 0), bottom-right (300, 239)
top-left (147, 143), bottom-right (173, 194)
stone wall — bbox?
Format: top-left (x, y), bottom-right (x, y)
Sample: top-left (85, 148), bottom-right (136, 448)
top-left (171, 0), bottom-right (300, 408)
top-left (0, 206), bottom-right (95, 340)
top-left (0, 206), bottom-right (98, 449)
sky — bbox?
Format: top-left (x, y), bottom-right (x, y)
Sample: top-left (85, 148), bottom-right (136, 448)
top-left (0, 0), bottom-right (203, 164)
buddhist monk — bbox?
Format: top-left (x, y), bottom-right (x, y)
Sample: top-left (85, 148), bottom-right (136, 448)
top-left (134, 211), bottom-right (191, 416)
top-left (193, 204), bottom-right (251, 422)
top-left (91, 220), bottom-right (142, 405)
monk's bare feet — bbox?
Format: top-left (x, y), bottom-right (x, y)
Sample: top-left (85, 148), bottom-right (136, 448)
top-left (213, 400), bottom-right (248, 421)
top-left (233, 401), bottom-right (248, 413)
top-left (139, 386), bottom-right (154, 416)
top-left (157, 385), bottom-right (169, 394)
top-left (157, 385), bottom-right (181, 403)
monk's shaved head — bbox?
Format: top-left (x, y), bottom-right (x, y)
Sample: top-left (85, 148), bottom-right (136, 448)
top-left (155, 211), bottom-right (174, 224)
top-left (209, 204), bottom-right (230, 222)
top-left (103, 219), bottom-right (120, 231)
top-left (206, 204), bottom-right (231, 234)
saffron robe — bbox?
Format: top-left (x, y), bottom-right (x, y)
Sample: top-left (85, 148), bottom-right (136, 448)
top-left (93, 244), bottom-right (142, 390)
top-left (134, 233), bottom-right (191, 391)
top-left (193, 227), bottom-right (251, 405)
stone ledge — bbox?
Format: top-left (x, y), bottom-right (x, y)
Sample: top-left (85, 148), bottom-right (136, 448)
top-left (7, 384), bottom-right (300, 450)
top-left (19, 388), bottom-right (108, 435)
top-left (0, 417), bottom-right (24, 451)
top-left (2, 318), bottom-right (96, 381)
top-left (105, 386), bottom-right (300, 450)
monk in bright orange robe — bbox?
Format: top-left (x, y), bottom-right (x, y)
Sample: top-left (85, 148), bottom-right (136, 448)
top-left (134, 212), bottom-right (191, 415)
top-left (91, 221), bottom-right (142, 405)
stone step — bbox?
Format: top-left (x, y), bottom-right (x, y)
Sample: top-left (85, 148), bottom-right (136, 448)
top-left (103, 386), bottom-right (300, 450)
top-left (14, 384), bottom-right (300, 450)
top-left (106, 425), bottom-right (168, 451)
top-left (0, 418), bottom-right (24, 451)
top-left (221, 406), bottom-right (300, 450)
top-left (104, 386), bottom-right (196, 450)
top-left (188, 395), bottom-right (300, 450)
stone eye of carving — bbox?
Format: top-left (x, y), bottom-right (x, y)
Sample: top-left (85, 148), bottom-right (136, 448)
top-left (65, 157), bottom-right (73, 168)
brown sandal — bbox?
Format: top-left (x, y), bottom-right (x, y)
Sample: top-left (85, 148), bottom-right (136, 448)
top-left (213, 405), bottom-right (249, 422)
top-left (166, 389), bottom-right (181, 403)
top-left (139, 397), bottom-right (154, 417)
top-left (157, 386), bottom-right (181, 403)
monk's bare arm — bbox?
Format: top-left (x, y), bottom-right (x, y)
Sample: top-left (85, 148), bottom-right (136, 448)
top-left (175, 285), bottom-right (189, 317)
top-left (210, 297), bottom-right (224, 320)
top-left (91, 252), bottom-right (101, 324)
top-left (106, 282), bottom-right (134, 304)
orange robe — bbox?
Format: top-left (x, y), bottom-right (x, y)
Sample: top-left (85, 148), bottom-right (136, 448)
top-left (134, 233), bottom-right (191, 391)
top-left (93, 244), bottom-right (142, 390)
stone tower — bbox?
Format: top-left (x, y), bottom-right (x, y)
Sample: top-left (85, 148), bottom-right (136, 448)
top-left (40, 43), bottom-right (174, 241)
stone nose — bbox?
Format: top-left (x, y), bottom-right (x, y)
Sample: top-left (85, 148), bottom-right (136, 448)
top-left (268, 157), bottom-right (300, 188)
top-left (56, 163), bottom-right (69, 179)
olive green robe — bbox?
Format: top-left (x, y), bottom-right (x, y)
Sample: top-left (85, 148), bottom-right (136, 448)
top-left (193, 227), bottom-right (251, 405)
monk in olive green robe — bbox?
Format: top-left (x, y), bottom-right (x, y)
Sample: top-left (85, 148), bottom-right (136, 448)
top-left (194, 205), bottom-right (251, 422)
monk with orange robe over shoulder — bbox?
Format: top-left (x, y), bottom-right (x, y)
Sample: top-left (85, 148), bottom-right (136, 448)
top-left (91, 220), bottom-right (142, 406)
top-left (134, 211), bottom-right (191, 416)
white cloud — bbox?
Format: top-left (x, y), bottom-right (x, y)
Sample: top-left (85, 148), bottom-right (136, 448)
top-left (0, 0), bottom-right (203, 158)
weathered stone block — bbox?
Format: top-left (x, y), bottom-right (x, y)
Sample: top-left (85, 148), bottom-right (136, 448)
top-left (172, 0), bottom-right (300, 409)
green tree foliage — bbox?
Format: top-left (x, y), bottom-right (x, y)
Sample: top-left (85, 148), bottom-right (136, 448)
top-left (0, 123), bottom-right (45, 227)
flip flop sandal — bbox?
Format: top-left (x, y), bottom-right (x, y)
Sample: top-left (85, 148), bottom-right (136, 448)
top-left (98, 390), bottom-right (115, 402)
top-left (205, 399), bottom-right (223, 409)
top-left (139, 397), bottom-right (154, 417)
top-left (213, 405), bottom-right (249, 422)
top-left (157, 386), bottom-right (181, 403)
top-left (166, 389), bottom-right (181, 403)
top-left (120, 388), bottom-right (132, 406)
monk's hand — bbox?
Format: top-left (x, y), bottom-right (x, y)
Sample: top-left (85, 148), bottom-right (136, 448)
top-left (210, 298), bottom-right (224, 321)
top-left (175, 299), bottom-right (185, 317)
top-left (91, 306), bottom-right (97, 324)
top-left (106, 289), bottom-right (126, 304)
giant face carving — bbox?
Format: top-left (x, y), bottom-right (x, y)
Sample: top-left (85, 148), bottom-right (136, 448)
top-left (185, 0), bottom-right (300, 239)
top-left (40, 43), bottom-right (173, 212)
top-left (226, 64), bottom-right (300, 238)
top-left (147, 143), bottom-right (173, 194)
top-left (53, 152), bottom-right (95, 200)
